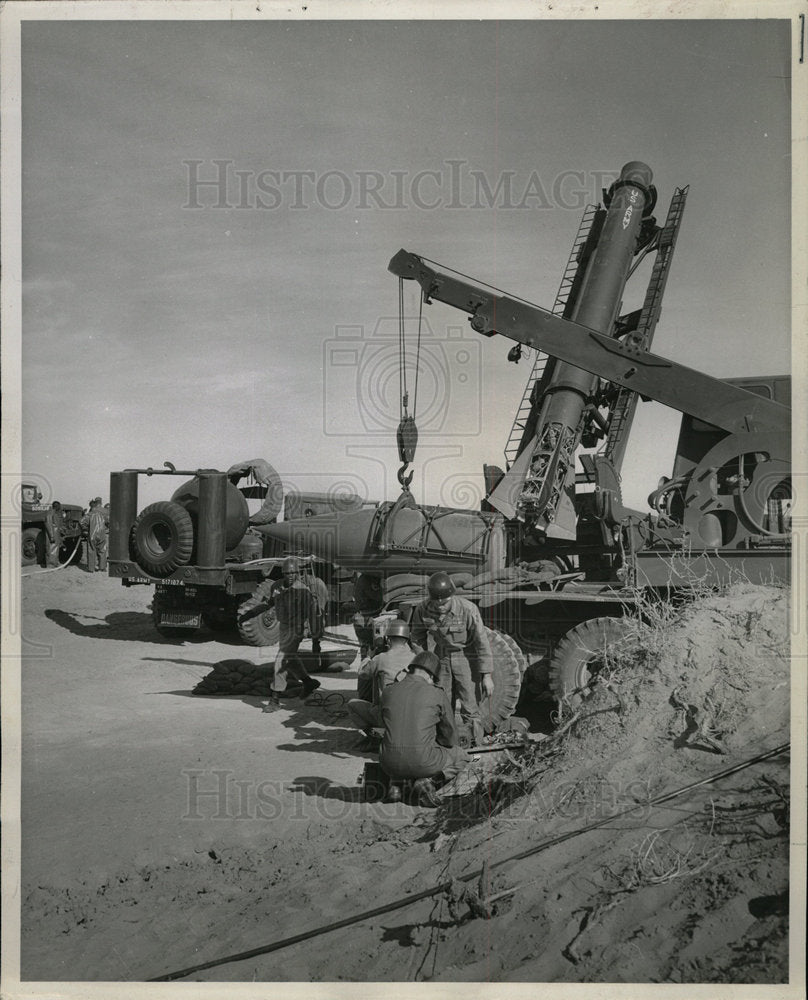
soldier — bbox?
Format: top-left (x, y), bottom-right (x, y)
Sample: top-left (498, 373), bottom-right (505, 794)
top-left (347, 620), bottom-right (412, 749)
top-left (264, 556), bottom-right (321, 708)
top-left (410, 571), bottom-right (494, 745)
top-left (45, 501), bottom-right (62, 568)
top-left (83, 500), bottom-right (108, 573)
top-left (379, 650), bottom-right (472, 805)
top-left (94, 498), bottom-right (108, 572)
top-left (352, 573), bottom-right (384, 659)
top-left (305, 570), bottom-right (329, 660)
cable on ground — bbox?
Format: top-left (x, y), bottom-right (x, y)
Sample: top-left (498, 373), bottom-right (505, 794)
top-left (148, 740), bottom-right (789, 982)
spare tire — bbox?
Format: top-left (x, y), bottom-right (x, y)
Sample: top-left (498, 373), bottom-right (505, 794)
top-left (477, 627), bottom-right (527, 734)
top-left (132, 501), bottom-right (194, 577)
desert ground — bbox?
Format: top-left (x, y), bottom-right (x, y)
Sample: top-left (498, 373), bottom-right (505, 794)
top-left (17, 565), bottom-right (791, 985)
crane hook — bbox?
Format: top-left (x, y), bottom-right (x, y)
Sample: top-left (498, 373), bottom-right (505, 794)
top-left (396, 415), bottom-right (418, 493)
top-left (397, 463), bottom-right (414, 490)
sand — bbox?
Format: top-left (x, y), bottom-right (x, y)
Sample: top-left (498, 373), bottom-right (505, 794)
top-left (17, 568), bottom-right (791, 984)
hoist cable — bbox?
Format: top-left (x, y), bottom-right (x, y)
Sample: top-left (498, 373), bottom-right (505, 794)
top-left (398, 277), bottom-right (408, 419)
top-left (412, 290), bottom-right (424, 419)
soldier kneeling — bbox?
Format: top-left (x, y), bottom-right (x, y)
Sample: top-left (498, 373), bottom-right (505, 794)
top-left (379, 650), bottom-right (472, 807)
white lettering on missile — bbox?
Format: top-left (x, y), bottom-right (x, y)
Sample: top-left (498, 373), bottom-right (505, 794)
top-left (622, 205), bottom-right (633, 229)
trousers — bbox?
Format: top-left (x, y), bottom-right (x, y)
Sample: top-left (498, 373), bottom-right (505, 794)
top-left (383, 744), bottom-right (471, 782)
top-left (272, 624), bottom-right (314, 694)
top-left (347, 699), bottom-right (381, 734)
top-left (46, 535), bottom-right (61, 568)
top-left (437, 652), bottom-right (483, 741)
top-left (86, 537), bottom-right (108, 572)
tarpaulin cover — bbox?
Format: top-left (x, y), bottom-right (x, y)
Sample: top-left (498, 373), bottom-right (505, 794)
top-left (227, 459), bottom-right (284, 524)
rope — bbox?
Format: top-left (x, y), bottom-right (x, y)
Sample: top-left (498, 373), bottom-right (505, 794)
top-left (148, 740), bottom-right (788, 982)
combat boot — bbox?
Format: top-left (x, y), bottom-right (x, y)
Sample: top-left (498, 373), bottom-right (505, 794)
top-left (411, 777), bottom-right (440, 808)
top-left (384, 782), bottom-right (403, 804)
top-left (301, 676), bottom-right (321, 699)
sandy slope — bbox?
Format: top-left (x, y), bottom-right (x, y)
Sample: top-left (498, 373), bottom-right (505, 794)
top-left (18, 569), bottom-right (791, 984)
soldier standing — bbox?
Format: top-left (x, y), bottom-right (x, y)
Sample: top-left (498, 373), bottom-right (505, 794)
top-left (352, 573), bottom-right (384, 660)
top-left (45, 502), bottom-right (62, 568)
top-left (83, 500), bottom-right (108, 573)
top-left (265, 556), bottom-right (321, 708)
top-left (410, 571), bottom-right (494, 745)
top-left (305, 570), bottom-right (329, 659)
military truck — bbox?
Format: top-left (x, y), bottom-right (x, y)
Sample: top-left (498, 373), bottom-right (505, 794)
top-left (20, 483), bottom-right (83, 567)
top-left (106, 460), bottom-right (364, 641)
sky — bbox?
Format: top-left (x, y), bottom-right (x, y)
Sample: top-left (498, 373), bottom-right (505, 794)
top-left (13, 13), bottom-right (794, 514)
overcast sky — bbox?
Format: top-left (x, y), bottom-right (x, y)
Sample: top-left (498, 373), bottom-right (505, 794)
top-left (17, 15), bottom-right (792, 513)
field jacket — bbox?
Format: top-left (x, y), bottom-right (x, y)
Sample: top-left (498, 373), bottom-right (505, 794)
top-left (410, 595), bottom-right (493, 675)
top-left (379, 674), bottom-right (457, 779)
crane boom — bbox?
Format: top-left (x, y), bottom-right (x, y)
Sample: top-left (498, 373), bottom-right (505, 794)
top-left (388, 249), bottom-right (788, 439)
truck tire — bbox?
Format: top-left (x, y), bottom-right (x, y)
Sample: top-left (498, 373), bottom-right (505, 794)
top-left (21, 527), bottom-right (44, 567)
top-left (496, 629), bottom-right (529, 676)
top-left (477, 627), bottom-right (527, 733)
top-left (548, 617), bottom-right (626, 706)
top-left (132, 501), bottom-right (194, 577)
top-left (237, 594), bottom-right (281, 647)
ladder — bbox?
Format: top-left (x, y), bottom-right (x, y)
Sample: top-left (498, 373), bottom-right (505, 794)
top-left (503, 204), bottom-right (599, 470)
top-left (603, 186), bottom-right (689, 470)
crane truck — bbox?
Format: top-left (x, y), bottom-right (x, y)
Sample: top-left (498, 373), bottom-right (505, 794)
top-left (260, 160), bottom-right (791, 727)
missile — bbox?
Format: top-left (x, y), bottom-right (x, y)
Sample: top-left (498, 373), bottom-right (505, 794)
top-left (487, 161), bottom-right (655, 539)
top-left (258, 499), bottom-right (507, 575)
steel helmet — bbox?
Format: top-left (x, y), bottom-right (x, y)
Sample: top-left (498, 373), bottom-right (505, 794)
top-left (409, 650), bottom-right (441, 679)
top-left (282, 555), bottom-right (301, 576)
top-left (385, 620), bottom-right (410, 640)
top-left (427, 571), bottom-right (456, 599)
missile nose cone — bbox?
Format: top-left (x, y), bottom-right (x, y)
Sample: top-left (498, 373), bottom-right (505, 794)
top-left (256, 509), bottom-right (377, 567)
top-left (620, 161), bottom-right (653, 188)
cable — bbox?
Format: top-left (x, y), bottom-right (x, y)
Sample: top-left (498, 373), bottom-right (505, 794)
top-left (305, 690), bottom-right (348, 720)
top-left (148, 740), bottom-right (788, 982)
top-left (398, 277), bottom-right (408, 419)
top-left (412, 290), bottom-right (424, 419)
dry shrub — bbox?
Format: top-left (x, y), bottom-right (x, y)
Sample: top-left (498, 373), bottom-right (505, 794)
top-left (606, 824), bottom-right (721, 892)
